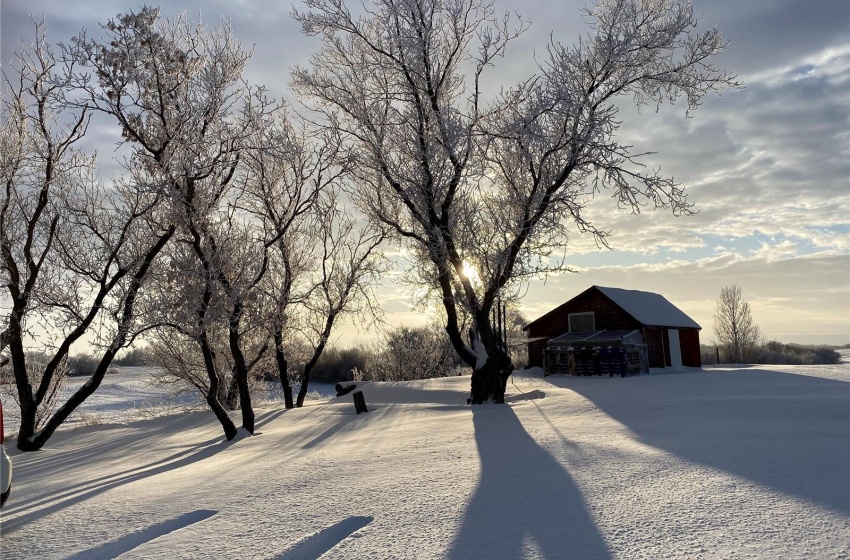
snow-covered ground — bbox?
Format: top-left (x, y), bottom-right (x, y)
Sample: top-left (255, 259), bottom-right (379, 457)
top-left (1, 362), bottom-right (848, 559)
top-left (1, 368), bottom-right (337, 434)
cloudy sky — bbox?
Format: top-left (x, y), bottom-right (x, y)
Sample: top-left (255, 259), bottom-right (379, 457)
top-left (3, 0), bottom-right (848, 346)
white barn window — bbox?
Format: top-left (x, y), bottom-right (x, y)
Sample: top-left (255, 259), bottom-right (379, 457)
top-left (569, 312), bottom-right (595, 332)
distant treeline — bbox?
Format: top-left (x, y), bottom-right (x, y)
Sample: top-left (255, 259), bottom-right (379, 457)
top-left (60, 325), bottom-right (477, 382)
top-left (63, 348), bottom-right (149, 377)
top-left (702, 341), bottom-right (844, 366)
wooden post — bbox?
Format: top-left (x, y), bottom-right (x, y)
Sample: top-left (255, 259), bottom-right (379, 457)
top-left (353, 390), bottom-right (368, 414)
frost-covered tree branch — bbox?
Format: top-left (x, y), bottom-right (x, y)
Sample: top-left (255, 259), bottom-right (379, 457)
top-left (62, 7), bottom-right (266, 441)
top-left (1, 19), bottom-right (182, 450)
top-left (293, 0), bottom-right (740, 403)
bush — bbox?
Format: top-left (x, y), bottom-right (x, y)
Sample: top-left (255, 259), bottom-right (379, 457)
top-left (308, 346), bottom-right (374, 384)
top-left (68, 353), bottom-right (101, 377)
top-left (368, 325), bottom-right (462, 381)
top-left (301, 325), bottom-right (467, 384)
top-left (702, 341), bottom-right (841, 366)
top-left (113, 347), bottom-right (149, 367)
top-left (754, 341), bottom-right (841, 365)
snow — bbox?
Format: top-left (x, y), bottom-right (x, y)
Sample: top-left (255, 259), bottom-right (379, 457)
top-left (472, 335), bottom-right (489, 371)
top-left (1, 369), bottom-right (336, 434)
top-left (1, 362), bottom-right (848, 559)
top-left (595, 286), bottom-right (702, 329)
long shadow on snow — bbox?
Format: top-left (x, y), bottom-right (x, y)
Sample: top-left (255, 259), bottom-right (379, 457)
top-left (448, 406), bottom-right (611, 559)
top-left (3, 413), bottom-right (221, 520)
top-left (561, 369), bottom-right (850, 514)
top-left (2, 431), bottom-right (245, 533)
top-left (338, 383), bottom-right (468, 406)
top-left (7, 412), bottom-right (215, 481)
top-left (3, 434), bottom-right (222, 520)
top-left (302, 405), bottom-right (391, 449)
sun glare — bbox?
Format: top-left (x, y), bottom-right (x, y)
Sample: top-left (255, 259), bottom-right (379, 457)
top-left (461, 261), bottom-right (480, 285)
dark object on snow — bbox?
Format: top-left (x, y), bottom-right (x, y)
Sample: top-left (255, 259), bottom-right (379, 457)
top-left (353, 390), bottom-right (368, 414)
top-left (336, 383), bottom-right (357, 397)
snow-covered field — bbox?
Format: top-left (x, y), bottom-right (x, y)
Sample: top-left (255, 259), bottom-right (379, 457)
top-left (1, 368), bottom-right (337, 434)
top-left (1, 361), bottom-right (848, 559)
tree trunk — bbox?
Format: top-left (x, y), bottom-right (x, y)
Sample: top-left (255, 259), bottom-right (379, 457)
top-left (18, 348), bottom-right (119, 450)
top-left (468, 313), bottom-right (514, 405)
top-left (199, 328), bottom-right (238, 440)
top-left (9, 334), bottom-right (37, 446)
top-left (205, 372), bottom-right (238, 441)
top-left (296, 338), bottom-right (326, 408)
top-left (274, 331), bottom-right (294, 409)
top-left (296, 312), bottom-right (337, 408)
top-left (224, 374), bottom-right (240, 411)
top-left (228, 305), bottom-right (254, 434)
top-left (296, 358), bottom-right (318, 408)
top-left (469, 341), bottom-right (513, 404)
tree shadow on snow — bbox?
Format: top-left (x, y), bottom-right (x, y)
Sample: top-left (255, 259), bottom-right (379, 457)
top-left (2, 432), bottom-right (245, 533)
top-left (300, 405), bottom-right (390, 449)
top-left (447, 406), bottom-right (611, 559)
top-left (566, 369), bottom-right (850, 514)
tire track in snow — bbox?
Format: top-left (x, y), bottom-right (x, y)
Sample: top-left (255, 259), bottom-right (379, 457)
top-left (64, 509), bottom-right (218, 559)
top-left (275, 516), bottom-right (373, 560)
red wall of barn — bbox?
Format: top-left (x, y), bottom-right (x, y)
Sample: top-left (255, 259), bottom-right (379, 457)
top-left (679, 328), bottom-right (702, 367)
top-left (643, 327), bottom-right (702, 368)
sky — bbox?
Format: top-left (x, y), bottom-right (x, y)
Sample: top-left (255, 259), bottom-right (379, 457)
top-left (2, 0), bottom-right (849, 347)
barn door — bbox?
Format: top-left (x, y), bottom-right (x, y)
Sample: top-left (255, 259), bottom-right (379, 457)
top-left (668, 329), bottom-right (683, 368)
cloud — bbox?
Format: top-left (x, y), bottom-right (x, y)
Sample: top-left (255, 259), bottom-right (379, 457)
top-left (569, 34), bottom-right (850, 261)
top-left (2, 0), bottom-right (846, 348)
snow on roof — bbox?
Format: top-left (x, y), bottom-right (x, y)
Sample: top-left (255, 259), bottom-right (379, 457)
top-left (595, 286), bottom-right (701, 329)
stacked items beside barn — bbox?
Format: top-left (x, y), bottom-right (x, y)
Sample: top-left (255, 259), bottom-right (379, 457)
top-left (524, 286), bottom-right (702, 376)
top-left (545, 330), bottom-right (646, 376)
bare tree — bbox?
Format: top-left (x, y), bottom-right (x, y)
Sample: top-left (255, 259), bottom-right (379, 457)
top-left (239, 108), bottom-right (344, 408)
top-left (1, 20), bottom-right (178, 451)
top-left (143, 221), bottom-right (270, 439)
top-left (292, 0), bottom-right (740, 403)
top-left (146, 321), bottom-right (270, 413)
top-left (237, 107), bottom-right (387, 408)
top-left (713, 284), bottom-right (762, 363)
top-left (294, 198), bottom-right (386, 407)
top-left (69, 7), bottom-right (271, 438)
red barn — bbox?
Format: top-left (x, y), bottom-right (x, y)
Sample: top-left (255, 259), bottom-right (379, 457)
top-left (524, 285), bottom-right (702, 374)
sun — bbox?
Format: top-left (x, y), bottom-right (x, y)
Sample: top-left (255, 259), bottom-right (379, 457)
top-left (461, 261), bottom-right (480, 286)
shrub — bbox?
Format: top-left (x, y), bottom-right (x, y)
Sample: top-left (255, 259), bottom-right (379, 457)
top-left (308, 346), bottom-right (374, 384)
top-left (113, 347), bottom-right (149, 367)
top-left (368, 325), bottom-right (461, 381)
top-left (754, 342), bottom-right (840, 365)
top-left (68, 353), bottom-right (101, 377)
top-left (702, 341), bottom-right (841, 366)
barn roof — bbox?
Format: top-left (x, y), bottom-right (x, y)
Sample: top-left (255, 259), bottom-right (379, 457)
top-left (595, 286), bottom-right (701, 329)
top-left (524, 285), bottom-right (701, 330)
